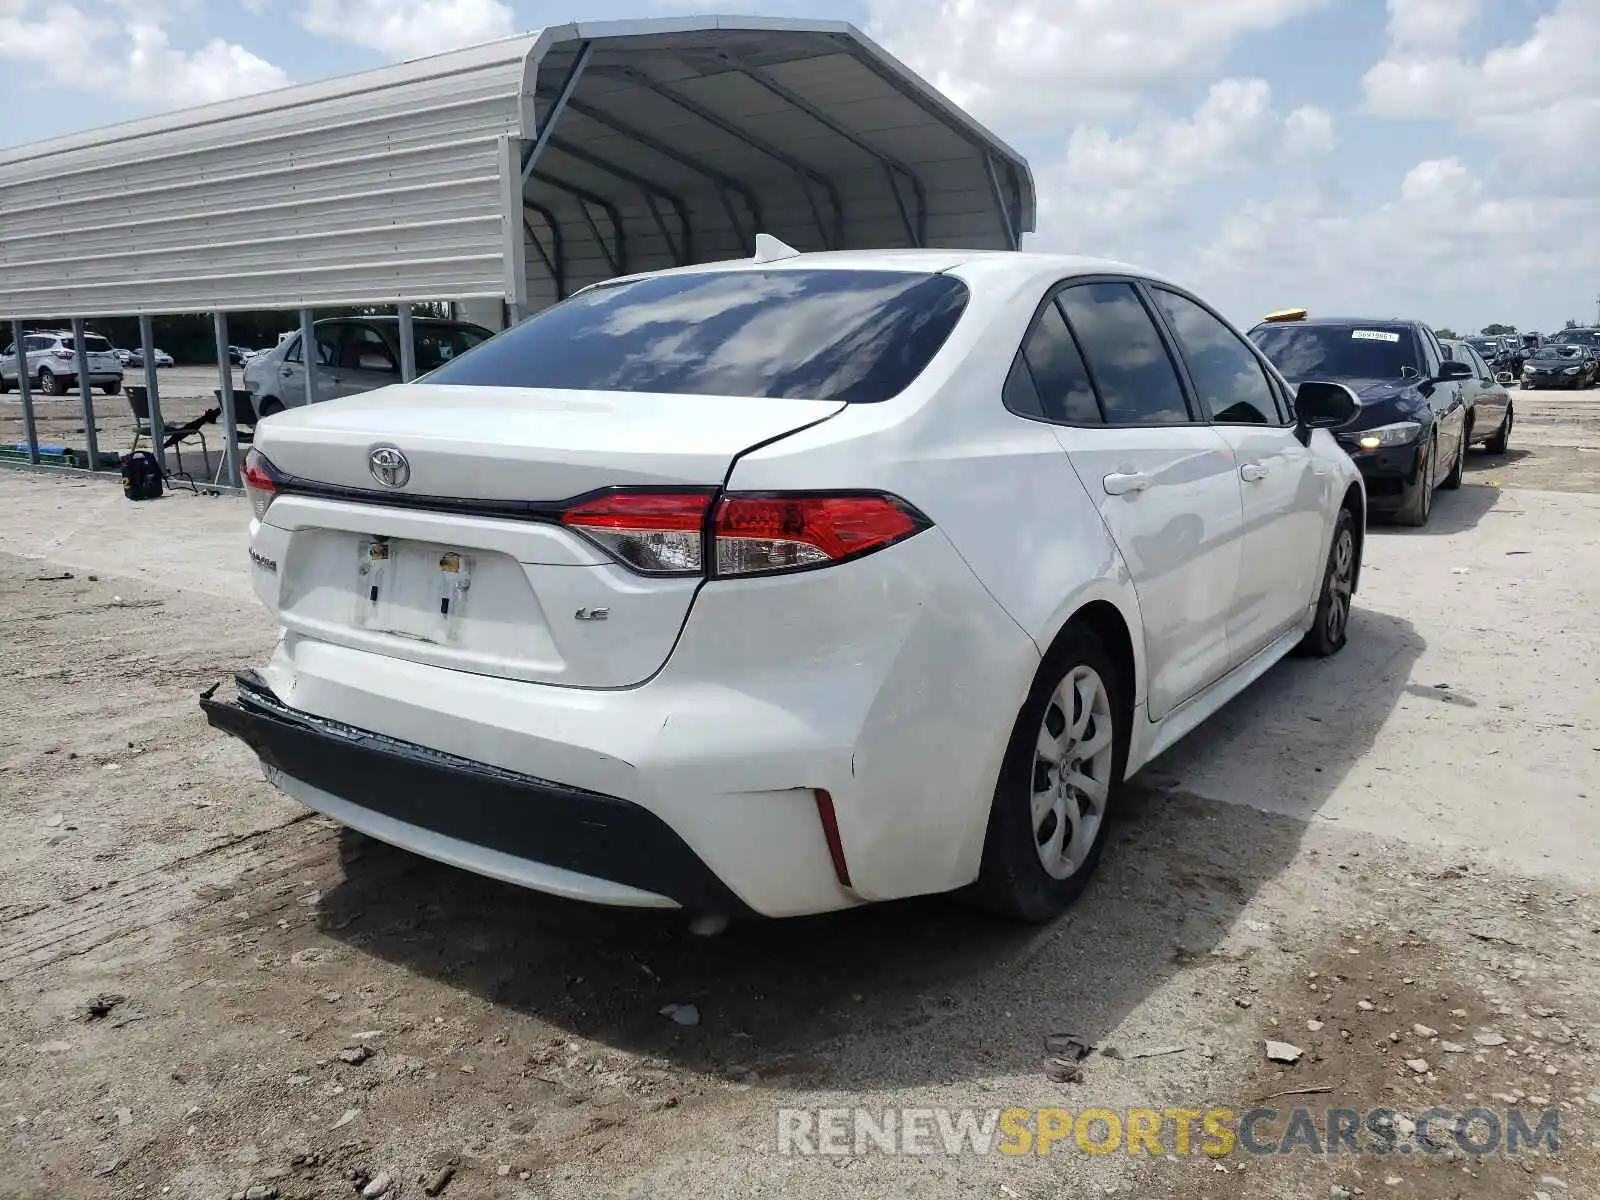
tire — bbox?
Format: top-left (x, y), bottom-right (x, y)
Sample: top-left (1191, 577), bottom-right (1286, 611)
top-left (970, 624), bottom-right (1129, 923)
top-left (1441, 427), bottom-right (1465, 490)
top-left (1393, 434), bottom-right (1435, 527)
top-left (0, 373), bottom-right (10, 394)
top-left (101, 380), bottom-right (121, 396)
top-left (1484, 406), bottom-right (1512, 455)
top-left (1296, 508), bottom-right (1356, 658)
top-left (258, 397), bottom-right (285, 417)
top-left (38, 369), bottom-right (62, 397)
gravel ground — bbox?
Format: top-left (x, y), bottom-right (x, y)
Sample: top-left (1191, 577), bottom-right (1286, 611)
top-left (0, 390), bottom-right (1597, 1200)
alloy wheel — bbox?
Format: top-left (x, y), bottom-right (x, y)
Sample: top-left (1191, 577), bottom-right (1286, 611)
top-left (1031, 665), bottom-right (1115, 880)
top-left (1326, 526), bottom-right (1354, 644)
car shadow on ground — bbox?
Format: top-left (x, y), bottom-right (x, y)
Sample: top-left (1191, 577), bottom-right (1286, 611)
top-left (312, 608), bottom-right (1423, 1092)
top-left (1373, 480), bottom-right (1502, 536)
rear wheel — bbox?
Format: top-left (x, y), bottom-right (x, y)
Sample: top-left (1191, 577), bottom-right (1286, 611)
top-left (0, 373), bottom-right (10, 394)
top-left (971, 624), bottom-right (1128, 923)
top-left (101, 380), bottom-right (121, 396)
top-left (1394, 433), bottom-right (1435, 527)
top-left (1297, 508), bottom-right (1356, 658)
top-left (38, 369), bottom-right (62, 396)
top-left (1484, 406), bottom-right (1513, 455)
top-left (1441, 427), bottom-right (1465, 490)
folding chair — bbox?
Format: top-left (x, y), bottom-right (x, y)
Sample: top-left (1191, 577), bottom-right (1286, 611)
top-left (210, 388), bottom-right (259, 485)
top-left (127, 384), bottom-right (218, 483)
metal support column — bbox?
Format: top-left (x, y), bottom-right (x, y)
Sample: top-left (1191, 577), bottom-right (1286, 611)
top-left (213, 312), bottom-right (241, 487)
top-left (397, 305), bottom-right (417, 382)
top-left (138, 316), bottom-right (165, 471)
top-left (10, 320), bottom-right (38, 465)
top-left (299, 308), bottom-right (317, 405)
top-left (69, 318), bottom-right (100, 472)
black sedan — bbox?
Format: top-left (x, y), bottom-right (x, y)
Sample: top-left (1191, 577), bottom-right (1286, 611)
top-left (1250, 315), bottom-right (1470, 528)
top-left (1522, 344), bottom-right (1597, 389)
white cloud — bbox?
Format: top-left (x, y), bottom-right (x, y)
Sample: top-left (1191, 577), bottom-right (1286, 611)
top-left (297, 0), bottom-right (516, 60)
top-left (0, 1), bottom-right (286, 106)
top-left (1384, 0), bottom-right (1483, 52)
top-left (1178, 156), bottom-right (1600, 330)
top-left (1027, 79), bottom-right (1334, 251)
top-left (1363, 0), bottom-right (1600, 174)
top-left (867, 0), bottom-right (1332, 130)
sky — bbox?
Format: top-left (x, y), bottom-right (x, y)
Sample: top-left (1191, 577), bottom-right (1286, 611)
top-left (1, 0), bottom-right (1597, 334)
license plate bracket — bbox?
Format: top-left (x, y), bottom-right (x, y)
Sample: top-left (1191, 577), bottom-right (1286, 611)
top-left (355, 539), bottom-right (473, 643)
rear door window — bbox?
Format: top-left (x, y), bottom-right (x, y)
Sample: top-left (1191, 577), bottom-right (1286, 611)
top-left (423, 269), bottom-right (970, 402)
top-left (1150, 288), bottom-right (1280, 426)
top-left (339, 323), bottom-right (399, 374)
top-left (1056, 282), bottom-right (1192, 425)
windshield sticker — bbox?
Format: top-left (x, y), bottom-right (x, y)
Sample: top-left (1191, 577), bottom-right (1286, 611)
top-left (1352, 330), bottom-right (1401, 343)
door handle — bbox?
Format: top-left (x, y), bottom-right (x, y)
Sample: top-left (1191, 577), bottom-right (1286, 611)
top-left (1103, 471), bottom-right (1151, 496)
top-left (1239, 462), bottom-right (1270, 483)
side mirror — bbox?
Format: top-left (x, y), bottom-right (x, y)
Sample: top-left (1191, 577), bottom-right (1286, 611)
top-left (1294, 380), bottom-right (1359, 432)
top-left (1435, 360), bottom-right (1473, 383)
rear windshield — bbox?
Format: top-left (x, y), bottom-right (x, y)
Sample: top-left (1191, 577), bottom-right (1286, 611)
top-left (423, 269), bottom-right (970, 403)
top-left (1250, 322), bottom-right (1422, 383)
top-left (1533, 345), bottom-right (1583, 360)
top-left (62, 335), bottom-right (114, 353)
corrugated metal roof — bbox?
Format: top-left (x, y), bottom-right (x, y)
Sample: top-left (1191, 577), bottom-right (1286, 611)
top-left (0, 16), bottom-right (1034, 319)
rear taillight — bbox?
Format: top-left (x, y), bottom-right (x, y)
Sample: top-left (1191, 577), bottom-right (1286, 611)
top-left (712, 493), bottom-right (926, 577)
top-left (50, 349), bottom-right (72, 360)
top-left (241, 448), bottom-right (279, 520)
top-left (561, 490), bottom-right (714, 576)
top-left (559, 489), bottom-right (929, 578)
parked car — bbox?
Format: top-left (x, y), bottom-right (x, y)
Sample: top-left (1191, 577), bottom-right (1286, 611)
top-left (242, 316), bottom-right (493, 415)
top-left (1249, 311), bottom-right (1469, 527)
top-left (1522, 343), bottom-right (1597, 389)
top-left (204, 250), bottom-right (1366, 924)
top-left (0, 329), bottom-right (124, 395)
top-left (114, 348), bottom-right (135, 366)
top-left (126, 348), bottom-right (175, 369)
top-left (1441, 339), bottom-right (1515, 454)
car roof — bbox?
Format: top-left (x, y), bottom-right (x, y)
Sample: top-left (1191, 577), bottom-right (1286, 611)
top-left (588, 247), bottom-right (1182, 293)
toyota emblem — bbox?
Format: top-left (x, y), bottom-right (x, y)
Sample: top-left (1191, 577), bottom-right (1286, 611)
top-left (368, 445), bottom-right (410, 488)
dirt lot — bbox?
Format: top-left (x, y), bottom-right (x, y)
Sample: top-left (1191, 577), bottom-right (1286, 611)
top-left (1, 391), bottom-right (1598, 1200)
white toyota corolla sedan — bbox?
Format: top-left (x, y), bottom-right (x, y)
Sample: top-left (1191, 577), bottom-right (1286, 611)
top-left (206, 246), bottom-right (1366, 924)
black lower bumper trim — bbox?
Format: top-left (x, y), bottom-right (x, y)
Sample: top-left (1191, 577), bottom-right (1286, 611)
top-left (201, 673), bottom-right (752, 916)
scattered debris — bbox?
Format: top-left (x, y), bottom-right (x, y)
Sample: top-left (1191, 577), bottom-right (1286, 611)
top-left (1044, 1058), bottom-right (1083, 1084)
top-left (1127, 1045), bottom-right (1186, 1060)
top-left (361, 1171), bottom-right (392, 1197)
top-left (337, 1045), bottom-right (374, 1066)
top-left (1474, 1032), bottom-right (1508, 1047)
top-left (1356, 1000), bottom-right (1375, 1012)
top-left (331, 1108), bottom-right (360, 1130)
top-left (1412, 1023), bottom-right (1437, 1038)
top-left (1307, 1020), bottom-right (1325, 1032)
top-left (1440, 1040), bottom-right (1466, 1053)
top-left (1044, 1034), bottom-right (1092, 1061)
top-left (80, 993), bottom-right (126, 1021)
top-left (44, 814), bottom-right (64, 828)
top-left (93, 1157), bottom-right (124, 1178)
top-left (660, 1003), bottom-right (700, 1027)
top-left (424, 1165), bottom-right (457, 1196)
top-left (1405, 1058), bottom-right (1430, 1074)
top-left (1233, 996), bottom-right (1253, 1009)
top-left (1265, 1041), bottom-right (1304, 1064)
top-left (1255, 1083), bottom-right (1336, 1102)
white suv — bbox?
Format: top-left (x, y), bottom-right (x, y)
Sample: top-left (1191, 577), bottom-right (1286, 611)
top-left (0, 330), bottom-right (124, 395)
top-left (205, 248), bottom-right (1365, 923)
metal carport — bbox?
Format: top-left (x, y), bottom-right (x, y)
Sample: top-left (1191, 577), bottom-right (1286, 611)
top-left (0, 15), bottom-right (1035, 487)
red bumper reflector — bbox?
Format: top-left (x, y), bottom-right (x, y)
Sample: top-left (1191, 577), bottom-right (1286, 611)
top-left (814, 788), bottom-right (851, 888)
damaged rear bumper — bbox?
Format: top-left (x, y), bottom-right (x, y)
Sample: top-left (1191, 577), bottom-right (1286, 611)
top-left (200, 673), bottom-right (753, 916)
